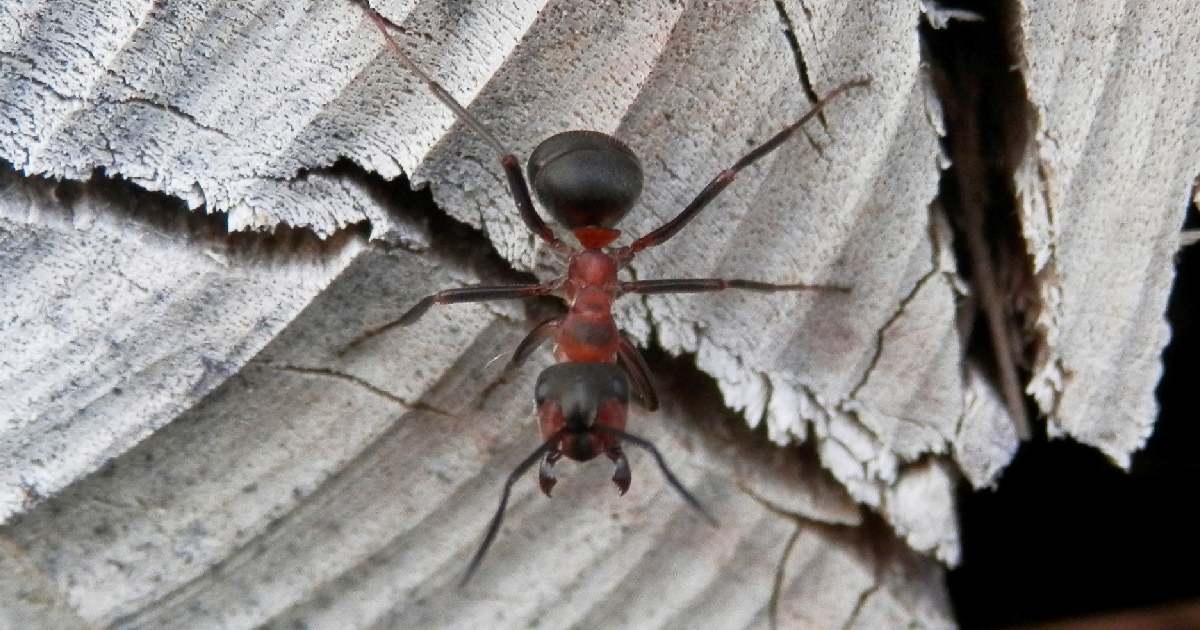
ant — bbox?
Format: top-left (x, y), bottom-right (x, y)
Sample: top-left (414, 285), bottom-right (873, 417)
top-left (350, 1), bottom-right (867, 586)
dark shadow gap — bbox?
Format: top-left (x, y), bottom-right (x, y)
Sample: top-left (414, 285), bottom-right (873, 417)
top-left (921, 2), bottom-right (1038, 442)
top-left (347, 159), bottom-right (562, 324)
top-left (0, 158), bottom-right (368, 263)
top-left (921, 2), bottom-right (1200, 627)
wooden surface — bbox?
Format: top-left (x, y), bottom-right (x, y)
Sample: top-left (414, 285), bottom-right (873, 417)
top-left (0, 0), bottom-right (1193, 627)
top-left (1014, 0), bottom-right (1200, 466)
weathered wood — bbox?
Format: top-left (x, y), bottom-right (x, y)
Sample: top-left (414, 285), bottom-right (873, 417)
top-left (0, 238), bottom-right (946, 627)
top-left (0, 0), bottom-right (1192, 626)
top-left (0, 167), bottom-right (393, 521)
top-left (1014, 0), bottom-right (1200, 466)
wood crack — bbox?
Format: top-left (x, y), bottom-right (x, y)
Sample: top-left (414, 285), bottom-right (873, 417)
top-left (773, 0), bottom-right (827, 155)
top-left (257, 361), bottom-right (461, 420)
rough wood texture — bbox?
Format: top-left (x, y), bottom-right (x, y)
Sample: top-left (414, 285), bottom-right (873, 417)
top-left (0, 272), bottom-right (953, 627)
top-left (0, 0), bottom-right (1190, 627)
top-left (1014, 0), bottom-right (1200, 467)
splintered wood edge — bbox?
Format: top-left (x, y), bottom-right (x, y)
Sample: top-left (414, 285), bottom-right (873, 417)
top-left (4, 0), bottom-right (1194, 625)
top-left (0, 0), bottom-right (979, 558)
top-left (1013, 0), bottom-right (1198, 467)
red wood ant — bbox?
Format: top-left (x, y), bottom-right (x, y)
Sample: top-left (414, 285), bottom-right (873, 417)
top-left (351, 1), bottom-right (867, 585)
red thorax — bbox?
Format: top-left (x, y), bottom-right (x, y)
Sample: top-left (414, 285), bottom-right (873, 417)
top-left (555, 248), bottom-right (621, 364)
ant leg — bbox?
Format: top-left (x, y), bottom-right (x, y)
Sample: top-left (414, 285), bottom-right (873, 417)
top-left (621, 278), bottom-right (850, 295)
top-left (356, 3), bottom-right (568, 252)
top-left (616, 333), bottom-right (659, 411)
top-left (627, 78), bottom-right (870, 255)
top-left (341, 283), bottom-right (554, 354)
top-left (462, 428), bottom-right (565, 587)
top-left (538, 449), bottom-right (562, 497)
top-left (399, 284), bottom-right (555, 324)
top-left (510, 316), bottom-right (562, 367)
top-left (607, 446), bottom-right (631, 495)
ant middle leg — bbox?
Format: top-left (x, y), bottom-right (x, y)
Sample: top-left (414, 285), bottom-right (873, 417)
top-left (620, 278), bottom-right (850, 296)
top-left (626, 78), bottom-right (870, 255)
top-left (356, 2), bottom-right (568, 253)
top-left (341, 283), bottom-right (555, 353)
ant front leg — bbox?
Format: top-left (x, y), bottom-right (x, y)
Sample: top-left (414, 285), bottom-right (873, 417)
top-left (625, 78), bottom-right (869, 256)
top-left (510, 316), bottom-right (562, 367)
top-left (357, 3), bottom-right (569, 254)
top-left (341, 283), bottom-right (555, 353)
top-left (616, 333), bottom-right (659, 411)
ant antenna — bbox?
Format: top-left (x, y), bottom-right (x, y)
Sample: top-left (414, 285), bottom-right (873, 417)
top-left (355, 0), bottom-right (508, 157)
top-left (461, 429), bottom-right (566, 587)
top-left (595, 426), bottom-right (719, 527)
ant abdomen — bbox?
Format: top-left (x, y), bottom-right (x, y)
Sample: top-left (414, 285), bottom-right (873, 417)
top-left (527, 130), bottom-right (643, 231)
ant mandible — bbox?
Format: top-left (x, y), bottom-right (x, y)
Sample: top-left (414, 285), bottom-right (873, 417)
top-left (350, 1), bottom-right (868, 586)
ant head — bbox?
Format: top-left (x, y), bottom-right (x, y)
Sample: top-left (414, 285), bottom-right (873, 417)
top-left (463, 362), bottom-right (716, 587)
top-left (534, 362), bottom-right (629, 459)
top-left (527, 131), bottom-right (643, 234)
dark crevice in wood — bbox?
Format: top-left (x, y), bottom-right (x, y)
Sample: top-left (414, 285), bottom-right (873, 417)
top-left (0, 158), bottom-right (368, 264)
top-left (341, 160), bottom-right (565, 356)
top-left (767, 524), bottom-right (801, 630)
top-left (348, 161), bottom-right (545, 290)
top-left (773, 0), bottom-right (828, 154)
top-left (773, 1), bottom-right (822, 122)
top-left (915, 3), bottom-right (1200, 627)
top-left (844, 225), bottom-right (942, 403)
top-left (949, 215), bottom-right (1200, 626)
top-left (919, 2), bottom-right (1040, 442)
top-left (0, 150), bottom-right (548, 296)
top-left (255, 361), bottom-right (462, 420)
top-left (841, 582), bottom-right (881, 630)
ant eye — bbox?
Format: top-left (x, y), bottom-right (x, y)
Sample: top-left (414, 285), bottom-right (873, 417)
top-left (534, 375), bottom-right (551, 405)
